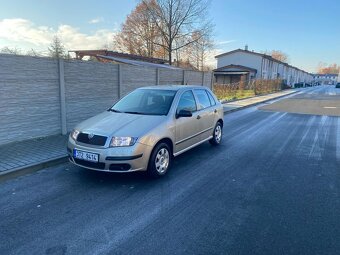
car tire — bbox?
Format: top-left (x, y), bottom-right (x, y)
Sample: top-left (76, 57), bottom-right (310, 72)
top-left (147, 142), bottom-right (172, 178)
top-left (209, 121), bottom-right (223, 146)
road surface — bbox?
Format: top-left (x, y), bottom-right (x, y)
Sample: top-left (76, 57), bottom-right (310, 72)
top-left (1, 86), bottom-right (339, 255)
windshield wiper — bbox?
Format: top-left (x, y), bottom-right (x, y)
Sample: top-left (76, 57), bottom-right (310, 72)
top-left (108, 108), bottom-right (121, 113)
top-left (124, 111), bottom-right (147, 115)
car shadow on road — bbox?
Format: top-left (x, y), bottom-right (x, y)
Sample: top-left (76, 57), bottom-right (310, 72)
top-left (74, 141), bottom-right (225, 187)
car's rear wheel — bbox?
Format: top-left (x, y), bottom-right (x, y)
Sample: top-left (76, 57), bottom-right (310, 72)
top-left (209, 121), bottom-right (223, 145)
top-left (147, 142), bottom-right (172, 178)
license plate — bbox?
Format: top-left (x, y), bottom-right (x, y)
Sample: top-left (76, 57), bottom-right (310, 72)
top-left (73, 149), bottom-right (99, 162)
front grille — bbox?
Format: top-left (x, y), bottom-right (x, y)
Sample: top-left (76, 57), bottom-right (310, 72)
top-left (109, 164), bottom-right (131, 171)
top-left (77, 132), bottom-right (107, 146)
top-left (74, 158), bottom-right (106, 170)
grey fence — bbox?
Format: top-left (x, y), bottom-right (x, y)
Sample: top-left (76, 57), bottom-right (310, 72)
top-left (0, 54), bottom-right (212, 145)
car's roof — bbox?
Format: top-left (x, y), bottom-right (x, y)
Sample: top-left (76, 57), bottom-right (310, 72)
top-left (138, 85), bottom-right (210, 91)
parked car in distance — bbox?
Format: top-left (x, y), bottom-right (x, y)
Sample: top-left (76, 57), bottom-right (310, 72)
top-left (336, 83), bottom-right (340, 88)
top-left (294, 82), bottom-right (304, 88)
top-left (67, 85), bottom-right (224, 177)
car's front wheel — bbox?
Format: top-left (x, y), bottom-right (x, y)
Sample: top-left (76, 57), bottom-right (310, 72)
top-left (209, 121), bottom-right (223, 145)
top-left (147, 142), bottom-right (172, 178)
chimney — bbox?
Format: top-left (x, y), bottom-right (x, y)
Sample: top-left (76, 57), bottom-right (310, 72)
top-left (245, 44), bottom-right (248, 51)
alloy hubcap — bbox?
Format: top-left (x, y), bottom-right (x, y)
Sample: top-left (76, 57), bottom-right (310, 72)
top-left (215, 125), bottom-right (222, 143)
top-left (155, 148), bottom-right (169, 174)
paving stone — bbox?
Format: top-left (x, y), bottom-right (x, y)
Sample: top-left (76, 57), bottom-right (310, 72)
top-left (0, 135), bottom-right (68, 173)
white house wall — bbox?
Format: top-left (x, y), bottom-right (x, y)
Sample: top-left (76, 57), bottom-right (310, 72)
top-left (216, 50), bottom-right (314, 87)
top-left (217, 51), bottom-right (263, 78)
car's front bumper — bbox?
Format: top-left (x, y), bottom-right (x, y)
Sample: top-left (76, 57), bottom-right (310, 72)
top-left (67, 138), bottom-right (152, 172)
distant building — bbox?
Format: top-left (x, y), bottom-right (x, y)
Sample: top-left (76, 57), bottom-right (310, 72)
top-left (313, 74), bottom-right (338, 85)
top-left (214, 47), bottom-right (314, 87)
top-left (213, 64), bottom-right (257, 84)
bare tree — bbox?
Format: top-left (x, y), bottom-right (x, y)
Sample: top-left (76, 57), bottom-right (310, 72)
top-left (185, 31), bottom-right (214, 70)
top-left (114, 0), bottom-right (162, 58)
top-left (143, 0), bottom-right (213, 64)
top-left (269, 50), bottom-right (289, 63)
top-left (26, 49), bottom-right (43, 57)
top-left (48, 35), bottom-right (66, 59)
top-left (317, 63), bottom-right (339, 74)
top-left (0, 46), bottom-right (22, 55)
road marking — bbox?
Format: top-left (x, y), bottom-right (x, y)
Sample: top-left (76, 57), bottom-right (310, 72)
top-left (323, 106), bottom-right (337, 109)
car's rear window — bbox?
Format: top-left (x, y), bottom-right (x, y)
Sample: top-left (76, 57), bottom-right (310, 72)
top-left (207, 91), bottom-right (216, 106)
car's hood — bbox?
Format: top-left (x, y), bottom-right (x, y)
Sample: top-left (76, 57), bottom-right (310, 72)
top-left (76, 111), bottom-right (167, 138)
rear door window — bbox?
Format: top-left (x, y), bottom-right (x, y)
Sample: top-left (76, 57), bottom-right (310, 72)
top-left (194, 89), bottom-right (211, 109)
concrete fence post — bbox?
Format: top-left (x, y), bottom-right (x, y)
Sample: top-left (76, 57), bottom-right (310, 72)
top-left (202, 72), bottom-right (205, 86)
top-left (183, 70), bottom-right (186, 85)
top-left (156, 68), bottom-right (160, 85)
top-left (118, 64), bottom-right (122, 99)
top-left (58, 59), bottom-right (67, 135)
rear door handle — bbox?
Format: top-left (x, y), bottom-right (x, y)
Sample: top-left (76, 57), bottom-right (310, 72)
top-left (197, 115), bottom-right (201, 120)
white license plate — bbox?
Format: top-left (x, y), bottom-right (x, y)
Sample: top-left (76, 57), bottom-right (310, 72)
top-left (73, 149), bottom-right (99, 162)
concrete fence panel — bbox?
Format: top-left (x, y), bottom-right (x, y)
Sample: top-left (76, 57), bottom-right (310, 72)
top-left (0, 54), bottom-right (212, 145)
top-left (185, 70), bottom-right (203, 85)
top-left (0, 54), bottom-right (61, 145)
top-left (121, 65), bottom-right (157, 96)
top-left (159, 69), bottom-right (183, 85)
top-left (64, 60), bottom-right (119, 131)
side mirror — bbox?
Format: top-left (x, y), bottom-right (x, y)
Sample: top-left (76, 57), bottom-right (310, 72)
top-left (176, 109), bottom-right (192, 119)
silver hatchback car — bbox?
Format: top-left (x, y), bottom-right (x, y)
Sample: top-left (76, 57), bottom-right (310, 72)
top-left (67, 85), bottom-right (224, 177)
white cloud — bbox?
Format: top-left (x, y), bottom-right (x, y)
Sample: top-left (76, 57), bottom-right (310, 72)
top-left (0, 19), bottom-right (53, 46)
top-left (89, 17), bottom-right (104, 24)
top-left (205, 48), bottom-right (226, 69)
top-left (0, 18), bottom-right (114, 53)
top-left (216, 40), bottom-right (236, 45)
top-left (203, 40), bottom-right (236, 68)
top-left (56, 25), bottom-right (113, 50)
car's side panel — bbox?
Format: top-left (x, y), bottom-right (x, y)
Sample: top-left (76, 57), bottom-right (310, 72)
top-left (173, 89), bottom-right (202, 154)
top-left (192, 89), bottom-right (217, 140)
top-left (174, 111), bottom-right (202, 153)
top-left (173, 135), bottom-right (213, 157)
top-left (197, 107), bottom-right (216, 140)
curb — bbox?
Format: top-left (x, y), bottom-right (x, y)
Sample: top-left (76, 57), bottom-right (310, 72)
top-left (223, 90), bottom-right (298, 115)
top-left (0, 155), bottom-right (68, 183)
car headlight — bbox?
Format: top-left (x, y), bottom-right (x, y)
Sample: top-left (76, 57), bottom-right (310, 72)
top-left (110, 137), bottom-right (137, 147)
top-left (70, 129), bottom-right (80, 141)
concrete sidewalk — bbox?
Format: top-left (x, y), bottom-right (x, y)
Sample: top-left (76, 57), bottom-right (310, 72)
top-left (0, 89), bottom-right (297, 181)
top-left (222, 89), bottom-right (297, 113)
top-left (0, 135), bottom-right (68, 181)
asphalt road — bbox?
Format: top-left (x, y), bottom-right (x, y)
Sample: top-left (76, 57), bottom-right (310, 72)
top-left (260, 85), bottom-right (340, 116)
top-left (1, 86), bottom-right (339, 255)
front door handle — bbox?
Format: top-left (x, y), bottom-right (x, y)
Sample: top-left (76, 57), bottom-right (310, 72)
top-left (197, 115), bottom-right (201, 120)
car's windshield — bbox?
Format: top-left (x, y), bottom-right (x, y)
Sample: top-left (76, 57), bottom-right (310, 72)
top-left (111, 89), bottom-right (177, 116)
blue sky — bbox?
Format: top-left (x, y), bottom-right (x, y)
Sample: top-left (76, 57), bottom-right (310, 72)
top-left (0, 0), bottom-right (339, 72)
